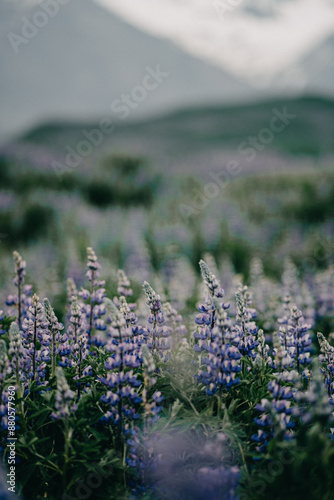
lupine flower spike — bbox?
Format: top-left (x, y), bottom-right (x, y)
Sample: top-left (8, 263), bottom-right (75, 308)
top-left (317, 332), bottom-right (334, 401)
top-left (6, 251), bottom-right (32, 330)
top-left (143, 281), bottom-right (171, 357)
top-left (43, 298), bottom-right (64, 378)
top-left (199, 259), bottom-right (224, 330)
top-left (52, 367), bottom-right (77, 421)
top-left (22, 294), bottom-right (49, 385)
top-left (79, 247), bottom-right (106, 339)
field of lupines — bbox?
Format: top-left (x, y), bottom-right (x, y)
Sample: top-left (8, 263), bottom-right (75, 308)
top-left (0, 246), bottom-right (334, 500)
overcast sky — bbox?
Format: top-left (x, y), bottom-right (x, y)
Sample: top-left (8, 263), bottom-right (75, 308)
top-left (96, 0), bottom-right (334, 85)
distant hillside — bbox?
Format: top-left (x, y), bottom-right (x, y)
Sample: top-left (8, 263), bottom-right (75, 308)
top-left (1, 96), bottom-right (334, 178)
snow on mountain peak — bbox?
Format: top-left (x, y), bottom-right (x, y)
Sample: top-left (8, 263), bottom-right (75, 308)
top-left (96, 0), bottom-right (334, 85)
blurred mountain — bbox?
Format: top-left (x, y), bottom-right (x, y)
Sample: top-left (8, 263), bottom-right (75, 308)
top-left (97, 0), bottom-right (334, 93)
top-left (0, 0), bottom-right (256, 143)
top-left (297, 34), bottom-right (334, 97)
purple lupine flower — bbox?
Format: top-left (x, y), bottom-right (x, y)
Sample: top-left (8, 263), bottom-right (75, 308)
top-left (197, 299), bottom-right (241, 396)
top-left (198, 260), bottom-right (227, 333)
top-left (51, 367), bottom-right (77, 420)
top-left (317, 332), bottom-right (334, 401)
top-left (6, 252), bottom-right (33, 330)
top-left (12, 251), bottom-right (26, 330)
top-left (254, 328), bottom-right (270, 370)
top-left (125, 425), bottom-right (159, 495)
top-left (194, 264), bottom-right (242, 397)
top-left (277, 294), bottom-right (292, 351)
top-left (294, 358), bottom-right (333, 428)
top-left (235, 285), bottom-right (259, 362)
top-left (72, 335), bottom-right (89, 398)
top-left (252, 344), bottom-right (297, 454)
top-left (79, 247), bottom-right (106, 339)
top-left (277, 304), bottom-right (312, 375)
top-left (199, 259), bottom-right (224, 300)
top-left (141, 345), bottom-right (163, 423)
top-left (99, 298), bottom-right (142, 428)
top-left (142, 281), bottom-right (171, 357)
top-left (119, 296), bottom-right (138, 328)
top-left (57, 341), bottom-right (74, 369)
top-left (67, 296), bottom-right (85, 344)
top-left (142, 280), bottom-right (161, 310)
top-left (21, 294), bottom-right (49, 385)
top-left (43, 298), bottom-right (64, 378)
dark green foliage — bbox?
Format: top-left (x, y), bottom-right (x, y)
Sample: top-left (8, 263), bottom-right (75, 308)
top-left (0, 159), bottom-right (10, 184)
top-left (85, 180), bottom-right (115, 207)
top-left (0, 203), bottom-right (55, 246)
top-left (20, 203), bottom-right (55, 243)
top-left (0, 154), bottom-right (157, 210)
top-left (14, 381), bottom-right (125, 500)
top-left (286, 181), bottom-right (334, 224)
top-left (95, 154), bottom-right (158, 208)
top-left (144, 226), bottom-right (166, 273)
top-left (243, 425), bottom-right (334, 500)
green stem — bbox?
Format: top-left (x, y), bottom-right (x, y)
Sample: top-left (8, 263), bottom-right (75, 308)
top-left (77, 347), bottom-right (82, 399)
top-left (16, 366), bottom-right (26, 430)
top-left (153, 313), bottom-right (157, 351)
top-left (117, 326), bottom-right (123, 450)
top-left (89, 274), bottom-right (95, 338)
top-left (17, 279), bottom-right (22, 331)
top-left (32, 306), bottom-right (37, 382)
top-left (52, 330), bottom-right (56, 378)
top-left (181, 390), bottom-right (200, 417)
top-left (63, 418), bottom-right (70, 491)
top-left (296, 330), bottom-right (300, 374)
top-left (237, 440), bottom-right (248, 473)
top-left (217, 393), bottom-right (222, 419)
